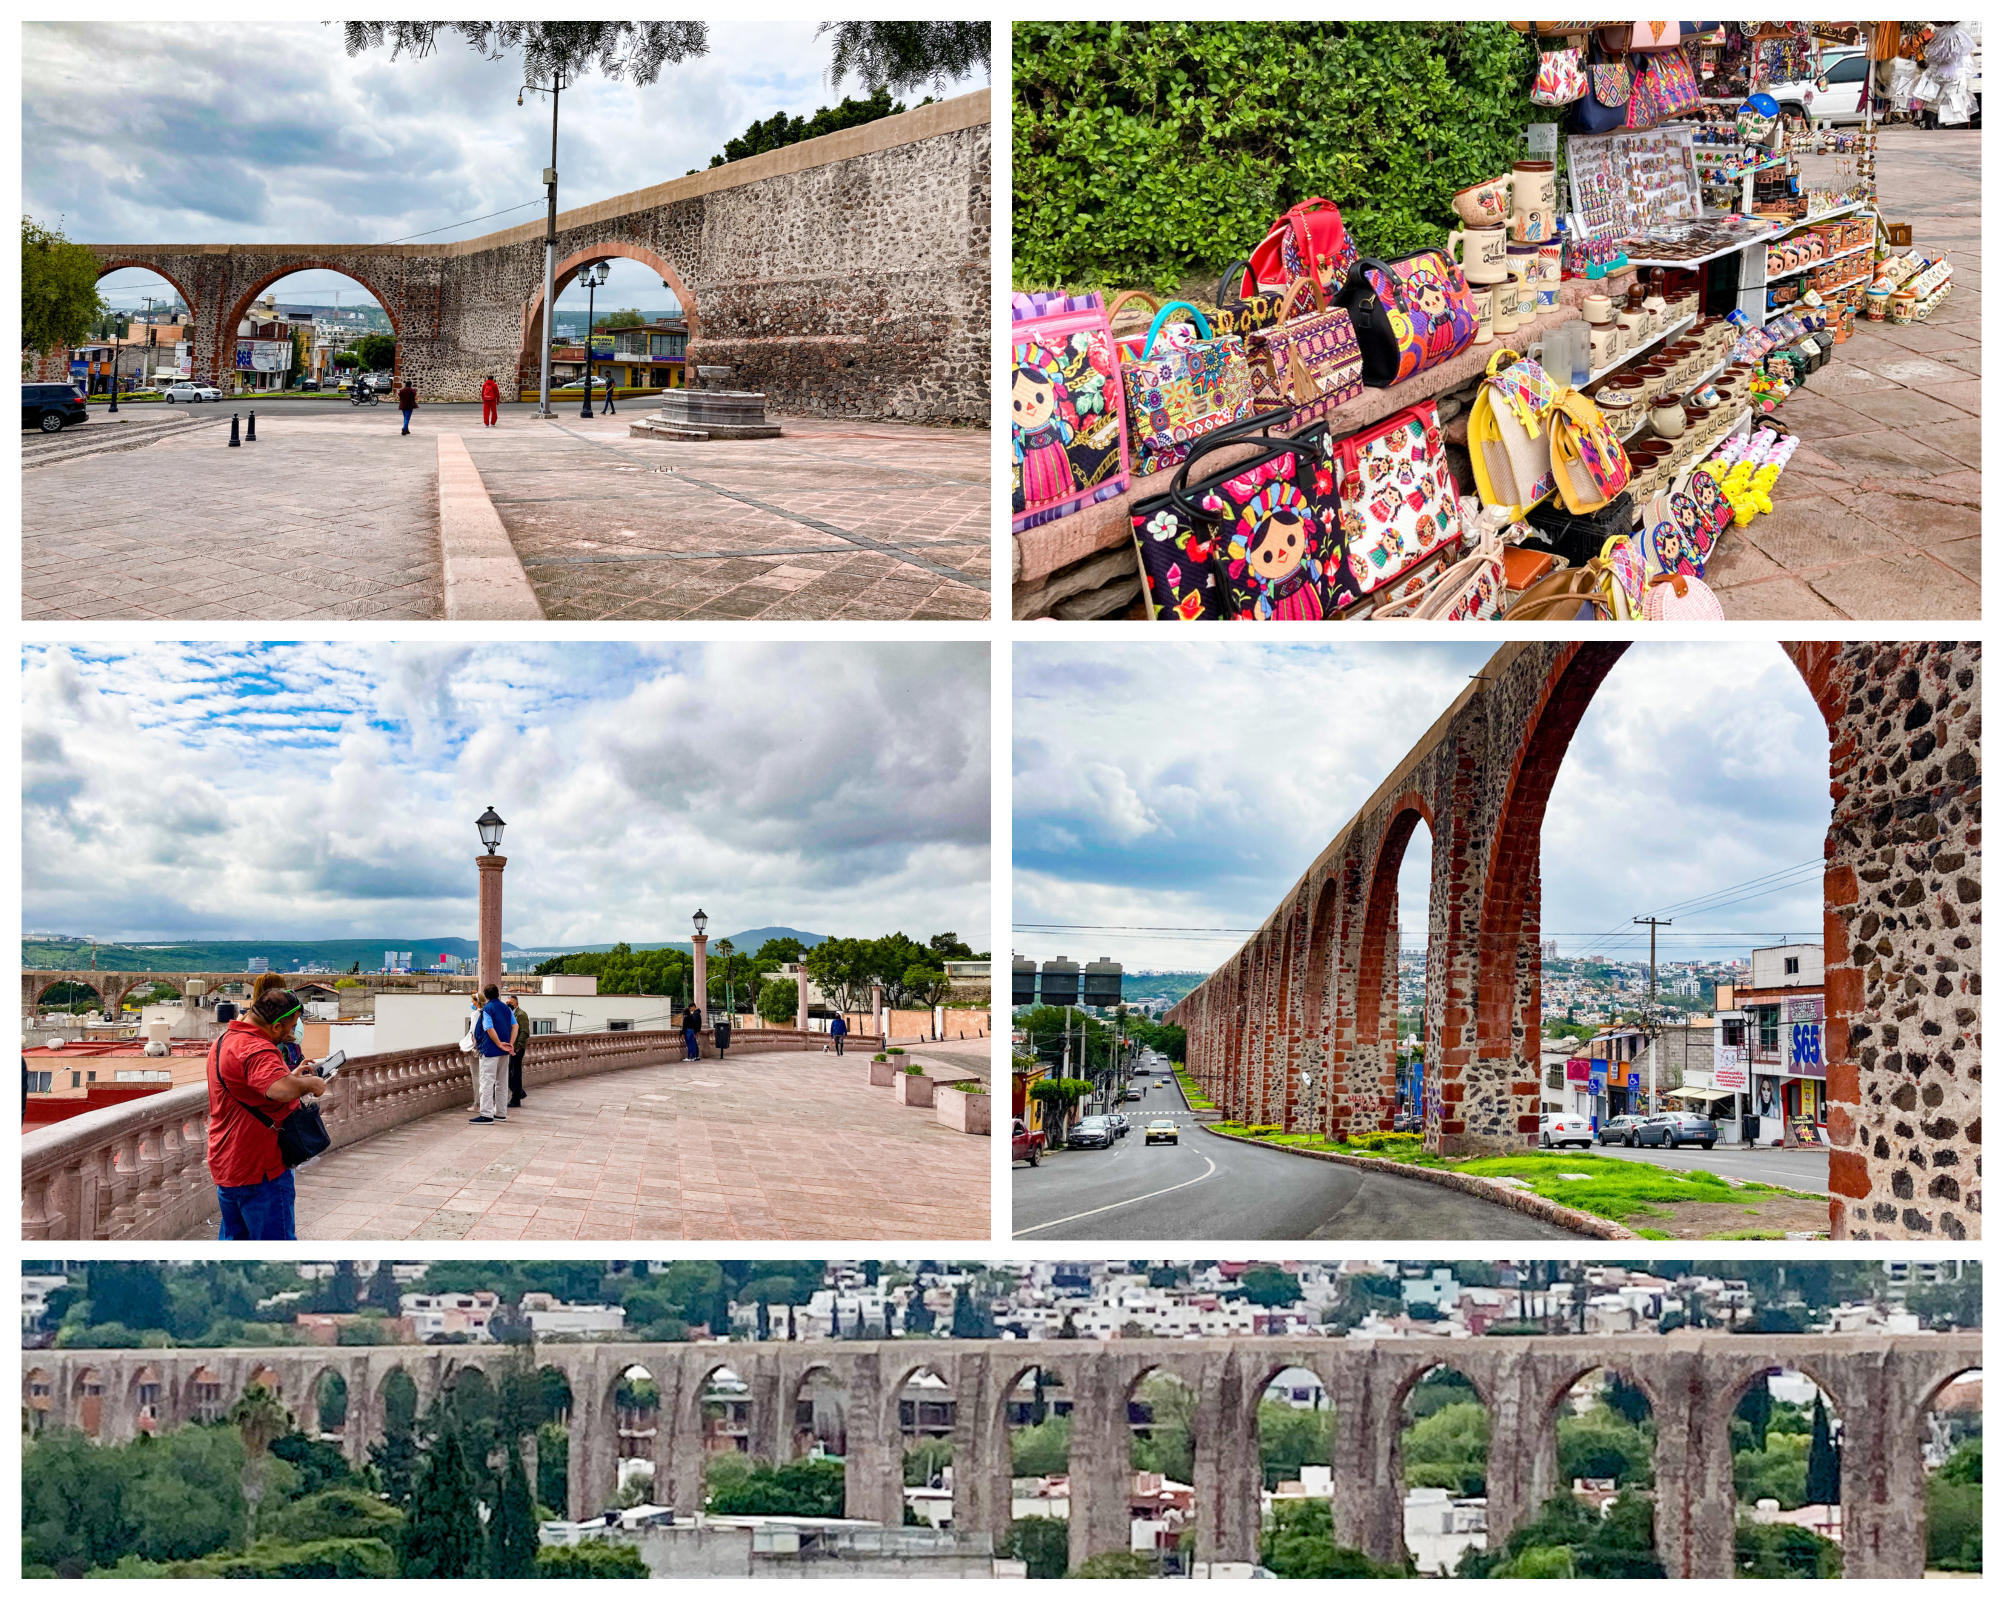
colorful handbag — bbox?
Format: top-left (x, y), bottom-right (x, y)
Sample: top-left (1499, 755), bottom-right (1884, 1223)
top-left (1331, 399), bottom-right (1463, 595)
top-left (1371, 524), bottom-right (1503, 621)
top-left (1644, 46), bottom-right (1701, 117)
top-left (1623, 61), bottom-right (1664, 130)
top-left (1546, 389), bottom-right (1632, 513)
top-left (1532, 46), bottom-right (1588, 105)
top-left (1639, 485), bottom-right (1716, 579)
top-left (1178, 420), bottom-right (1352, 620)
top-left (1210, 258), bottom-right (1289, 340)
top-left (1244, 277), bottom-right (1364, 426)
top-left (1598, 533), bottom-right (1646, 619)
top-left (1108, 294), bottom-right (1255, 476)
top-left (1467, 347), bottom-right (1560, 513)
top-left (1643, 570), bottom-right (1725, 620)
top-left (1242, 197), bottom-right (1359, 298)
top-left (1126, 410), bottom-right (1293, 620)
top-left (1336, 252), bottom-right (1480, 389)
top-left (1570, 45), bottom-right (1632, 134)
top-left (1009, 291), bottom-right (1130, 534)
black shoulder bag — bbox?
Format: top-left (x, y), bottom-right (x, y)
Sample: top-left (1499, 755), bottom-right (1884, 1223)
top-left (210, 1034), bottom-right (332, 1169)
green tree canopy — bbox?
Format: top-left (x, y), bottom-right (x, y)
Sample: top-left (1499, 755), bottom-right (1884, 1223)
top-left (24, 216), bottom-right (107, 357)
top-left (819, 21), bottom-right (989, 93)
top-left (341, 22), bottom-right (709, 87)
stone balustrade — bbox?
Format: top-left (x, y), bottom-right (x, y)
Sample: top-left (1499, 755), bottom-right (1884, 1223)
top-left (21, 1024), bottom-right (875, 1241)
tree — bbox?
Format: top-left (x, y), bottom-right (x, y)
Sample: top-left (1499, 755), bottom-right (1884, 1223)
top-left (1011, 1415), bottom-right (1070, 1476)
top-left (332, 351), bottom-right (360, 372)
top-left (397, 1406), bottom-right (484, 1577)
top-left (704, 1456), bottom-right (845, 1518)
top-left (367, 1262), bottom-right (403, 1313)
top-left (24, 216), bottom-right (107, 358)
top-left (86, 1262), bottom-right (170, 1331)
top-left (904, 1285), bottom-right (936, 1335)
top-left (1005, 1516), bottom-right (1070, 1579)
top-left (536, 1542), bottom-right (650, 1577)
top-left (1735, 1519), bottom-right (1841, 1578)
top-left (230, 1383), bottom-right (294, 1538)
top-left (949, 1286), bottom-right (993, 1340)
top-left (708, 87), bottom-right (915, 167)
top-left (353, 333), bottom-right (396, 373)
top-left (322, 1262), bottom-right (360, 1314)
top-left (341, 22), bottom-right (709, 88)
top-left (1237, 1265), bottom-right (1302, 1308)
top-left (489, 1442), bottom-right (538, 1577)
top-left (1804, 1395), bottom-right (1840, 1505)
top-left (1262, 1499), bottom-right (1405, 1578)
top-left (1073, 1551), bottom-right (1157, 1578)
top-left (287, 324), bottom-right (309, 389)
top-left (756, 974), bottom-right (799, 1023)
top-left (903, 960), bottom-right (951, 1011)
top-left (819, 21), bottom-right (990, 93)
top-left (368, 1372), bottom-right (421, 1507)
top-left (1735, 1379), bottom-right (1773, 1452)
top-left (593, 308), bottom-right (646, 329)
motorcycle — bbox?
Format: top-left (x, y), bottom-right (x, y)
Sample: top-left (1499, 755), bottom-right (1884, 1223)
top-left (350, 382), bottom-right (380, 407)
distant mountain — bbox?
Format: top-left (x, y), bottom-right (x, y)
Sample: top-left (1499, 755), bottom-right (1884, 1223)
top-left (521, 927), bottom-right (829, 957)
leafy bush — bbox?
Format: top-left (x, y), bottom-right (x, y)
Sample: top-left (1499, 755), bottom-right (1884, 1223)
top-left (266, 1487), bottom-right (404, 1546)
top-left (536, 1541), bottom-right (651, 1578)
top-left (193, 1537), bottom-right (397, 1578)
top-left (1734, 1519), bottom-right (1842, 1578)
top-left (704, 1454), bottom-right (845, 1518)
top-left (1006, 1515), bottom-right (1071, 1579)
top-left (1014, 21), bottom-right (1539, 294)
top-left (1073, 1550), bottom-right (1158, 1577)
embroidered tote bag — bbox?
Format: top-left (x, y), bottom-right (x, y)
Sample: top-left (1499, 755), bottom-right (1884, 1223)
top-left (1336, 252), bottom-right (1481, 389)
top-left (1009, 291), bottom-right (1130, 534)
top-left (1242, 197), bottom-right (1360, 297)
top-left (1126, 410), bottom-right (1292, 621)
top-left (1547, 389), bottom-right (1633, 513)
top-left (1109, 294), bottom-right (1255, 476)
top-left (1244, 277), bottom-right (1365, 425)
top-left (1570, 45), bottom-right (1632, 133)
top-left (1331, 399), bottom-right (1463, 595)
top-left (1645, 46), bottom-right (1702, 117)
top-left (1532, 46), bottom-right (1588, 105)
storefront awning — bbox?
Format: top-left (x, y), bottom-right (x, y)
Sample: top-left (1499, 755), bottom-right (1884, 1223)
top-left (1669, 1085), bottom-right (1737, 1102)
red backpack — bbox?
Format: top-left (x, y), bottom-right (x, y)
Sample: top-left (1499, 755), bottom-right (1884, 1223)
top-left (1241, 197), bottom-right (1359, 297)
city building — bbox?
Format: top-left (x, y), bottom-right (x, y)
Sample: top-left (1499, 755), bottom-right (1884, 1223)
top-left (1716, 943), bottom-right (1826, 1147)
top-left (519, 1292), bottom-right (626, 1338)
top-left (400, 1290), bottom-right (499, 1341)
top-left (548, 318), bottom-right (688, 391)
top-left (232, 298), bottom-right (310, 392)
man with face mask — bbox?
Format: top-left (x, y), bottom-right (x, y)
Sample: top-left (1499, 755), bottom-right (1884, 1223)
top-left (206, 974), bottom-right (337, 1240)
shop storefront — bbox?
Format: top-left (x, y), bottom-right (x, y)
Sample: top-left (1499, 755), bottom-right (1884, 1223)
top-left (1011, 21), bottom-right (1971, 622)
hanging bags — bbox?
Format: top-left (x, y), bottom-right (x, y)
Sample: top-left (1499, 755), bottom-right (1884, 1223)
top-left (1644, 46), bottom-right (1702, 117)
top-left (1243, 276), bottom-right (1365, 426)
top-left (1009, 291), bottom-right (1131, 534)
top-left (1331, 398), bottom-right (1463, 595)
top-left (1242, 197), bottom-right (1360, 297)
top-left (1569, 42), bottom-right (1632, 134)
top-left (1532, 45), bottom-right (1589, 105)
top-left (1108, 294), bottom-right (1255, 476)
top-left (1336, 252), bottom-right (1481, 389)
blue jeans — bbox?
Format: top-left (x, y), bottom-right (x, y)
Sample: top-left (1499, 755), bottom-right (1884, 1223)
top-left (683, 1028), bottom-right (699, 1060)
top-left (217, 1168), bottom-right (296, 1240)
top-left (401, 407), bottom-right (414, 434)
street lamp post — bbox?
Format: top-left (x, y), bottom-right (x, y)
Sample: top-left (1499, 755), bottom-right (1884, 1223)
top-left (519, 70), bottom-right (569, 419)
top-left (579, 260), bottom-right (609, 418)
top-left (690, 908), bottom-right (709, 1027)
top-left (106, 322), bottom-right (120, 413)
top-left (475, 807), bottom-right (507, 994)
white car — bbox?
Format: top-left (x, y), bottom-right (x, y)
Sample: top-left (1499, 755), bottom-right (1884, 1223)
top-left (164, 382), bottom-right (224, 403)
top-left (1539, 1112), bottom-right (1594, 1150)
top-left (1767, 49), bottom-right (1871, 126)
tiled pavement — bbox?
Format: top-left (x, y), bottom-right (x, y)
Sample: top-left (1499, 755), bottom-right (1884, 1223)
top-left (1706, 126), bottom-right (1980, 619)
top-left (462, 413), bottom-right (990, 620)
top-left (285, 1047), bottom-right (990, 1242)
top-left (22, 407), bottom-right (990, 622)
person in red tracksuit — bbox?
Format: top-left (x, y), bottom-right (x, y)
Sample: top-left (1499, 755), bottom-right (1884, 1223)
top-left (481, 374), bottom-right (500, 427)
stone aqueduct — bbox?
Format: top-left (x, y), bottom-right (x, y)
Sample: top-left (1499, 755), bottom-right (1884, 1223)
top-left (59, 91), bottom-right (988, 421)
top-left (28, 1332), bottom-right (1978, 1578)
top-left (23, 969), bottom-right (475, 1017)
top-left (1166, 641), bottom-right (1981, 1241)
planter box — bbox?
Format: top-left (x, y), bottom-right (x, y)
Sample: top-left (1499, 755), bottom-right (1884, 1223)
top-left (934, 1084), bottom-right (991, 1135)
top-left (884, 1050), bottom-right (910, 1068)
top-left (894, 1071), bottom-right (935, 1108)
top-left (868, 1060), bottom-right (897, 1087)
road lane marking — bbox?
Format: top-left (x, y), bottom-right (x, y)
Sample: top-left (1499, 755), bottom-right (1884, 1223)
top-left (1012, 1147), bottom-right (1219, 1237)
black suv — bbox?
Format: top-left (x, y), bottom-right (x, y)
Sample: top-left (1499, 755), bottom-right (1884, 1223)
top-left (24, 383), bottom-right (89, 433)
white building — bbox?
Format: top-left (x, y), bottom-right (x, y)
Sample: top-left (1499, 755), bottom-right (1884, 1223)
top-left (520, 1292), bottom-right (626, 1337)
top-left (22, 1274), bottom-right (70, 1332)
top-left (401, 1290), bottom-right (499, 1341)
top-left (1404, 1486), bottom-right (1487, 1576)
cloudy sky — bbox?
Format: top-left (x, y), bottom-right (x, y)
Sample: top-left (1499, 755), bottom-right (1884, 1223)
top-left (24, 642), bottom-right (990, 946)
top-left (1015, 643), bottom-right (1832, 973)
top-left (26, 21), bottom-right (986, 316)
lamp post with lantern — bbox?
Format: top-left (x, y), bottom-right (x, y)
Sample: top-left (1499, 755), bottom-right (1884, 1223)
top-left (579, 259), bottom-right (609, 417)
top-left (690, 908), bottom-right (709, 1028)
top-left (475, 807), bottom-right (507, 994)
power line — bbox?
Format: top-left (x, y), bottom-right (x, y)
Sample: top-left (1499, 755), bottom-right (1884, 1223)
top-left (375, 196), bottom-right (548, 245)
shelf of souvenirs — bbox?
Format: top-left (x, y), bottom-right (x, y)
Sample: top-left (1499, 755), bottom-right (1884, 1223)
top-left (1613, 350), bottom-right (1737, 447)
top-left (1765, 239), bottom-right (1874, 278)
top-left (1616, 405), bottom-right (1755, 520)
top-left (1583, 310), bottom-right (1698, 388)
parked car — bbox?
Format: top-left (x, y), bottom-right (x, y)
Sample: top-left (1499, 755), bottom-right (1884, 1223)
top-left (1011, 1118), bottom-right (1045, 1168)
top-left (1539, 1112), bottom-right (1594, 1150)
top-left (164, 382), bottom-right (224, 403)
top-left (1108, 1112), bottom-right (1131, 1139)
top-left (1598, 1114), bottom-right (1648, 1147)
top-left (1145, 1120), bottom-right (1179, 1145)
top-left (1067, 1115), bottom-right (1116, 1150)
top-left (1767, 48), bottom-right (1871, 126)
top-left (1634, 1111), bottom-right (1718, 1150)
top-left (23, 382), bottom-right (88, 433)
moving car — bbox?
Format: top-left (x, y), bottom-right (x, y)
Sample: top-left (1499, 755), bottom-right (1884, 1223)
top-left (299, 378), bottom-right (320, 391)
top-left (164, 382), bottom-right (224, 402)
top-left (23, 382), bottom-right (88, 433)
top-left (1124, 1087), bottom-right (1144, 1101)
top-left (1539, 1112), bottom-right (1594, 1150)
top-left (1598, 1114), bottom-right (1648, 1147)
top-left (1767, 48), bottom-right (1871, 126)
top-left (1634, 1111), bottom-right (1718, 1150)
top-left (1144, 1120), bottom-right (1179, 1145)
top-left (1067, 1115), bottom-right (1115, 1150)
top-left (1011, 1118), bottom-right (1045, 1167)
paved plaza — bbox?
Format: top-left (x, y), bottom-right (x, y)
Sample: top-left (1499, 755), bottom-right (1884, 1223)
top-left (1705, 126), bottom-right (1979, 618)
top-left (23, 404), bottom-right (990, 621)
top-left (278, 1046), bottom-right (989, 1242)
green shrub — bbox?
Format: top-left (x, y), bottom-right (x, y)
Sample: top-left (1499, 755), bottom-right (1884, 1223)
top-left (1073, 1550), bottom-right (1158, 1577)
top-left (536, 1541), bottom-right (651, 1578)
top-left (266, 1487), bottom-right (404, 1546)
top-left (1006, 1515), bottom-right (1070, 1579)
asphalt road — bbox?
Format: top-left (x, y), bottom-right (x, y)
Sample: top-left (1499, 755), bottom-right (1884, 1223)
top-left (1573, 1135), bottom-right (1830, 1195)
top-left (1011, 1068), bottom-right (1588, 1242)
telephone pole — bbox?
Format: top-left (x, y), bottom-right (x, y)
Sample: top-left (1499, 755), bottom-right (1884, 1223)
top-left (1634, 916), bottom-right (1671, 1112)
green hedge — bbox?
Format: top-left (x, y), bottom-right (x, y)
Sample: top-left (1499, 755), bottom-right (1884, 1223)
top-left (1013, 21), bottom-right (1539, 294)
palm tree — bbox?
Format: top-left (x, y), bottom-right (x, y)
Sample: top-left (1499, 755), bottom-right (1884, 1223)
top-left (230, 1383), bottom-right (294, 1537)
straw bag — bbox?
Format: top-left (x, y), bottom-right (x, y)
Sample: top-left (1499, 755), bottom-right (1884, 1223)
top-left (1643, 570), bottom-right (1725, 620)
top-left (1468, 347), bottom-right (1560, 514)
top-left (1244, 276), bottom-right (1365, 426)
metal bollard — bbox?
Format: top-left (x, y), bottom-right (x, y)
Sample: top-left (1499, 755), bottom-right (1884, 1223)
top-left (228, 413), bottom-right (240, 447)
top-left (246, 410), bottom-right (256, 442)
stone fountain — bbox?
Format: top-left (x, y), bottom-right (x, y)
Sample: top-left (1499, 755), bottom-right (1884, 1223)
top-left (629, 364), bottom-right (782, 441)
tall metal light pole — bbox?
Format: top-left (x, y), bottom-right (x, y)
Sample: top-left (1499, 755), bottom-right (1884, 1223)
top-left (579, 259), bottom-right (608, 417)
top-left (520, 69), bottom-right (568, 419)
top-left (106, 317), bottom-right (120, 413)
top-left (475, 807), bottom-right (507, 995)
top-left (1635, 915), bottom-right (1671, 1113)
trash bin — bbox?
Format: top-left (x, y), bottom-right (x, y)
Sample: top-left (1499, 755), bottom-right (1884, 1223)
top-left (712, 1019), bottom-right (731, 1056)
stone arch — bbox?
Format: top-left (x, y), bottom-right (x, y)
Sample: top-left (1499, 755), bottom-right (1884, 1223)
top-left (1387, 1356), bottom-right (1494, 1517)
top-left (517, 241), bottom-right (701, 381)
top-left (126, 1362), bottom-right (166, 1436)
top-left (1713, 1355), bottom-right (1847, 1440)
top-left (183, 1364), bottom-right (226, 1424)
top-left (785, 1359), bottom-right (849, 1459)
top-left (70, 1365), bottom-right (107, 1437)
top-left (93, 258), bottom-right (201, 368)
top-left (686, 1359), bottom-right (754, 1458)
top-left (24, 1366), bottom-right (55, 1431)
top-left (218, 260), bottom-right (405, 381)
top-left (880, 1355), bottom-right (956, 1443)
top-left (1358, 793), bottom-right (1435, 1138)
top-left (304, 1361), bottom-right (350, 1438)
top-left (28, 973), bottom-right (120, 1014)
top-left (244, 1361), bottom-right (286, 1400)
top-left (1300, 875), bottom-right (1343, 1131)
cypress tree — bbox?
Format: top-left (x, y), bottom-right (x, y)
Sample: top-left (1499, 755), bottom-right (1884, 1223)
top-left (1805, 1395), bottom-right (1840, 1505)
top-left (904, 1284), bottom-right (936, 1334)
top-left (398, 1407), bottom-right (485, 1577)
top-left (756, 1301), bottom-right (770, 1341)
top-left (1736, 1378), bottom-right (1772, 1451)
top-left (325, 1260), bottom-right (360, 1313)
top-left (490, 1441), bottom-right (539, 1577)
top-left (368, 1261), bottom-right (402, 1310)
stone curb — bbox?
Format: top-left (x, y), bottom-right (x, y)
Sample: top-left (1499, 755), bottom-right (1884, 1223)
top-left (436, 432), bottom-right (545, 621)
top-left (1195, 1124), bottom-right (1639, 1240)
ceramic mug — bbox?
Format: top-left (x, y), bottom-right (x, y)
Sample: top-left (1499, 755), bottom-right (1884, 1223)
top-left (1452, 174), bottom-right (1513, 228)
top-left (1511, 160), bottom-right (1557, 239)
top-left (1469, 284), bottom-right (1494, 343)
top-left (1589, 325), bottom-right (1620, 366)
top-left (1583, 293), bottom-right (1615, 324)
top-left (1446, 225), bottom-right (1509, 285)
top-left (1492, 279), bottom-right (1521, 336)
top-left (1534, 241), bottom-right (1563, 309)
top-left (1651, 393), bottom-right (1686, 438)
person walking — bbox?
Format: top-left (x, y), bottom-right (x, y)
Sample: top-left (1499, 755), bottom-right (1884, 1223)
top-left (830, 1013), bottom-right (848, 1056)
top-left (480, 374), bottom-right (501, 427)
top-left (682, 1000), bottom-right (703, 1063)
top-left (601, 373), bottom-right (617, 415)
top-left (471, 983), bottom-right (515, 1123)
top-left (206, 975), bottom-right (335, 1241)
top-left (398, 378), bottom-right (417, 435)
top-left (506, 992), bottom-right (530, 1109)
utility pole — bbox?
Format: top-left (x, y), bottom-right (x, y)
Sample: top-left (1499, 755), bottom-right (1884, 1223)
top-left (520, 67), bottom-right (568, 418)
top-left (1634, 916), bottom-right (1671, 1113)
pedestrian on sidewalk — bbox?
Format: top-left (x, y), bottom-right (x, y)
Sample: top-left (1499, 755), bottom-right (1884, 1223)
top-left (471, 983), bottom-right (515, 1123)
top-left (507, 992), bottom-right (529, 1108)
top-left (601, 374), bottom-right (617, 416)
top-left (398, 379), bottom-right (417, 435)
top-left (481, 374), bottom-right (500, 427)
top-left (830, 1013), bottom-right (848, 1056)
top-left (206, 975), bottom-right (337, 1241)
top-left (682, 1001), bottom-right (703, 1062)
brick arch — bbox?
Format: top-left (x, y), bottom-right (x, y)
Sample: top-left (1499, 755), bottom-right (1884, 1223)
top-left (1356, 793), bottom-right (1435, 1138)
top-left (517, 240), bottom-right (701, 382)
top-left (218, 259), bottom-right (405, 381)
top-left (94, 259), bottom-right (200, 334)
top-left (1272, 909), bottom-right (1300, 1128)
top-left (1299, 874), bottom-right (1344, 1133)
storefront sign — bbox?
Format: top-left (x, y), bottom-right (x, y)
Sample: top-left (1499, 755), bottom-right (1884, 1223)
top-left (1566, 1057), bottom-right (1591, 1083)
top-left (1712, 1044), bottom-right (1748, 1092)
top-left (235, 341), bottom-right (290, 372)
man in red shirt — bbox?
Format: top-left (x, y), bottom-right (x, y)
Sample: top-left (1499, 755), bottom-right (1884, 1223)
top-left (207, 984), bottom-right (337, 1240)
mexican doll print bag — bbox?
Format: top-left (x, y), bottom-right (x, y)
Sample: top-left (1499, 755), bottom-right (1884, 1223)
top-left (1639, 485), bottom-right (1717, 580)
top-left (1336, 252), bottom-right (1480, 389)
top-left (1243, 277), bottom-right (1365, 426)
top-left (1546, 388), bottom-right (1633, 513)
top-left (1126, 410), bottom-right (1293, 621)
top-left (1108, 295), bottom-right (1255, 476)
top-left (1242, 196), bottom-right (1359, 297)
top-left (1331, 398), bottom-right (1464, 595)
top-left (1009, 291), bottom-right (1130, 534)
top-left (1175, 420), bottom-right (1352, 620)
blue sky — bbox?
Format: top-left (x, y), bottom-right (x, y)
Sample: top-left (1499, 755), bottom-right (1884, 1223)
top-left (1014, 643), bottom-right (1833, 973)
top-left (26, 21), bottom-right (986, 315)
top-left (24, 642), bottom-right (989, 945)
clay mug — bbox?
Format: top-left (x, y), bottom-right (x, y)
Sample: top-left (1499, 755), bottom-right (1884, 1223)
top-left (1650, 393), bottom-right (1686, 438)
top-left (1583, 293), bottom-right (1615, 324)
top-left (1446, 225), bottom-right (1509, 285)
top-left (1492, 279), bottom-right (1520, 336)
top-left (1468, 285), bottom-right (1494, 343)
top-left (1452, 174), bottom-right (1513, 228)
top-left (1511, 160), bottom-right (1558, 240)
top-left (1589, 325), bottom-right (1620, 366)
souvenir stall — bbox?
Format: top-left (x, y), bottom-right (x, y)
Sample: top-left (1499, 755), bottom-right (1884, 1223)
top-left (1009, 21), bottom-right (1957, 623)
